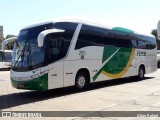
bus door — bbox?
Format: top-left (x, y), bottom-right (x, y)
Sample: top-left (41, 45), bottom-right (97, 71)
top-left (46, 34), bottom-right (64, 89)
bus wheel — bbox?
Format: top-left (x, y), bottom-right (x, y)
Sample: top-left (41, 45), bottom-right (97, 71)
top-left (75, 72), bottom-right (89, 91)
top-left (138, 66), bottom-right (145, 80)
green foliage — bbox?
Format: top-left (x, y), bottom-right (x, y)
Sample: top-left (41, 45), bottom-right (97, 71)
top-left (6, 34), bottom-right (17, 39)
top-left (0, 35), bottom-right (4, 49)
top-left (151, 29), bottom-right (160, 50)
top-left (151, 29), bottom-right (157, 37)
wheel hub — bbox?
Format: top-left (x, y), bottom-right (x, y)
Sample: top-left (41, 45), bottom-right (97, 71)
top-left (77, 76), bottom-right (85, 88)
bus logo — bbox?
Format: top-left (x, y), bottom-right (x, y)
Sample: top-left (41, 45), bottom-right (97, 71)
top-left (79, 51), bottom-right (86, 59)
top-left (137, 51), bottom-right (146, 56)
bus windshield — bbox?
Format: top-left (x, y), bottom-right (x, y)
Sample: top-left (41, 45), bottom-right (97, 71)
top-left (0, 51), bottom-right (12, 62)
top-left (3, 52), bottom-right (12, 62)
top-left (12, 22), bottom-right (77, 72)
top-left (12, 23), bottom-right (53, 71)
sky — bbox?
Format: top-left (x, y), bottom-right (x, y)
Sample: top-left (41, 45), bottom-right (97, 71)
top-left (0, 0), bottom-right (160, 37)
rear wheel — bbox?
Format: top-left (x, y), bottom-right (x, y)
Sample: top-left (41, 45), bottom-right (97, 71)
top-left (138, 66), bottom-right (145, 80)
top-left (75, 72), bottom-right (89, 91)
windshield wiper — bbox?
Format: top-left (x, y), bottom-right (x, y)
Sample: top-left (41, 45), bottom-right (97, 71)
top-left (27, 42), bottom-right (33, 70)
top-left (13, 46), bottom-right (25, 70)
top-left (13, 39), bottom-right (28, 70)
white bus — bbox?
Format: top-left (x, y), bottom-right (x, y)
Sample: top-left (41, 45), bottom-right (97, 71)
top-left (0, 50), bottom-right (12, 69)
top-left (9, 19), bottom-right (157, 90)
top-left (0, 37), bottom-right (17, 70)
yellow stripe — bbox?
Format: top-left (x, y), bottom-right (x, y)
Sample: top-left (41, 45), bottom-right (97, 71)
top-left (102, 48), bottom-right (135, 78)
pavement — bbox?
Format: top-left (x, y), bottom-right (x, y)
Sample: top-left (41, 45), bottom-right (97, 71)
top-left (1, 69), bottom-right (160, 120)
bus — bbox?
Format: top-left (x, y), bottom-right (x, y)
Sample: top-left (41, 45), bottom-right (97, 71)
top-left (0, 50), bottom-right (12, 69)
top-left (0, 37), bottom-right (17, 70)
top-left (8, 19), bottom-right (157, 90)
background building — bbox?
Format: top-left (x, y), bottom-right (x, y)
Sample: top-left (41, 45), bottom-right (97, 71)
top-left (0, 26), bottom-right (3, 35)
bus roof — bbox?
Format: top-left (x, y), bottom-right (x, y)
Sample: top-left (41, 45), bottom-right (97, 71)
top-left (20, 18), bottom-right (154, 38)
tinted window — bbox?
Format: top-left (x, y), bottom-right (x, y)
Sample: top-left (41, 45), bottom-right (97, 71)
top-left (137, 35), bottom-right (156, 49)
top-left (137, 40), bottom-right (156, 49)
top-left (54, 22), bottom-right (78, 55)
top-left (113, 30), bottom-right (133, 48)
top-left (76, 25), bottom-right (133, 49)
top-left (114, 39), bottom-right (132, 48)
top-left (75, 24), bottom-right (156, 50)
top-left (28, 24), bottom-right (53, 40)
top-left (138, 41), bottom-right (144, 49)
top-left (75, 25), bottom-right (112, 49)
top-left (131, 40), bottom-right (138, 48)
top-left (3, 52), bottom-right (12, 62)
top-left (45, 22), bottom-right (77, 63)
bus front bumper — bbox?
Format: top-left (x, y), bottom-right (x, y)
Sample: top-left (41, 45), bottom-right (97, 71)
top-left (10, 74), bottom-right (48, 90)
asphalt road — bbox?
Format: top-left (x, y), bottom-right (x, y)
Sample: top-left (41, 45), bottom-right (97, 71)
top-left (1, 69), bottom-right (160, 120)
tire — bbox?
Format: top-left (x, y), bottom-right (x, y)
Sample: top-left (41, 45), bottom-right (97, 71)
top-left (75, 71), bottom-right (89, 91)
top-left (138, 66), bottom-right (145, 80)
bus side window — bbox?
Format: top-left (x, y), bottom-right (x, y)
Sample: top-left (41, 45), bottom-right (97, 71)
top-left (131, 40), bottom-right (138, 48)
top-left (47, 34), bottom-right (64, 63)
top-left (138, 41), bottom-right (145, 49)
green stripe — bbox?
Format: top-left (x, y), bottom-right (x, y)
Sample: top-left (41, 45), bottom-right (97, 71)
top-left (11, 73), bottom-right (48, 90)
top-left (102, 46), bottom-right (118, 63)
top-left (93, 46), bottom-right (133, 81)
top-left (112, 27), bottom-right (134, 33)
top-left (103, 48), bottom-right (132, 74)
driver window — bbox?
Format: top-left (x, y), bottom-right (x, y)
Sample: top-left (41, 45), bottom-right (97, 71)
top-left (47, 34), bottom-right (64, 63)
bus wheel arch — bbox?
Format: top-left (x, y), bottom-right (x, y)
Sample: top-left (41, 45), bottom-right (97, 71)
top-left (138, 65), bottom-right (145, 80)
top-left (75, 68), bottom-right (90, 91)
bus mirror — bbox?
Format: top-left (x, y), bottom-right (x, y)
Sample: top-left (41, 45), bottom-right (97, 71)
top-left (157, 20), bottom-right (160, 40)
top-left (37, 29), bottom-right (65, 47)
top-left (2, 37), bottom-right (17, 51)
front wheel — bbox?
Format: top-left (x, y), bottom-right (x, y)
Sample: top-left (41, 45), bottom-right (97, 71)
top-left (75, 72), bottom-right (89, 91)
top-left (138, 66), bottom-right (145, 80)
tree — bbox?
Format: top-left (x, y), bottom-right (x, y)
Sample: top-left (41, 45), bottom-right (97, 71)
top-left (151, 29), bottom-right (157, 38)
top-left (6, 34), bottom-right (17, 39)
top-left (0, 34), bottom-right (4, 49)
top-left (151, 29), bottom-right (160, 50)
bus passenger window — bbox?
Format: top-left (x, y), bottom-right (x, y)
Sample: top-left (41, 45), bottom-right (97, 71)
top-left (138, 41), bottom-right (145, 49)
top-left (131, 40), bottom-right (138, 48)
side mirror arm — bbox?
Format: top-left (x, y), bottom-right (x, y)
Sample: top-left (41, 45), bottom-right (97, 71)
top-left (2, 37), bottom-right (17, 51)
top-left (37, 29), bottom-right (65, 47)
